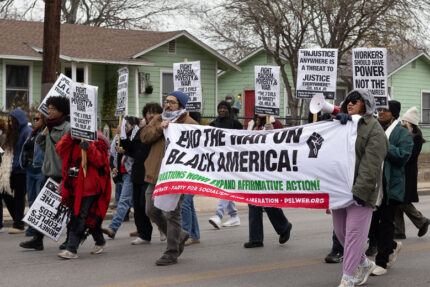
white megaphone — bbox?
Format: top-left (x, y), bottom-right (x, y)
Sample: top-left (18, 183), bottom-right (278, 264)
top-left (309, 93), bottom-right (340, 115)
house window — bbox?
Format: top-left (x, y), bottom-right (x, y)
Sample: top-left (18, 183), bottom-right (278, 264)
top-left (65, 67), bottom-right (85, 83)
top-left (168, 40), bottom-right (176, 54)
top-left (5, 64), bottom-right (30, 110)
top-left (161, 72), bottom-right (174, 103)
top-left (422, 92), bottom-right (430, 123)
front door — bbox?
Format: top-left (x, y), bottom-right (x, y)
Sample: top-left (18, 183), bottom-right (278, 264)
top-left (244, 90), bottom-right (255, 128)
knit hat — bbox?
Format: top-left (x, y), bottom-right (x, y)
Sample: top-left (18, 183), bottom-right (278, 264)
top-left (217, 100), bottom-right (232, 113)
top-left (168, 91), bottom-right (189, 108)
top-left (402, 106), bottom-right (419, 125)
top-left (388, 100), bottom-right (401, 119)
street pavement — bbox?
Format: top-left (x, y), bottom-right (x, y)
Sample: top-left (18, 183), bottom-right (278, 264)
top-left (1, 197), bottom-right (430, 287)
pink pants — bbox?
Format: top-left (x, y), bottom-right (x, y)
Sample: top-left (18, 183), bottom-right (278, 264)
top-left (332, 204), bottom-right (373, 275)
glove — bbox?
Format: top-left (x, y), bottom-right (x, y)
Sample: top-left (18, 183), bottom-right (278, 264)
top-left (79, 140), bottom-right (90, 151)
top-left (335, 113), bottom-right (352, 125)
top-left (264, 123), bottom-right (274, 130)
top-left (35, 134), bottom-right (46, 145)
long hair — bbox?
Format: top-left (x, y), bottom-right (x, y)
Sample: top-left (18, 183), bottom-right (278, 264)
top-left (5, 116), bottom-right (19, 152)
top-left (0, 117), bottom-right (7, 134)
top-left (411, 124), bottom-right (426, 143)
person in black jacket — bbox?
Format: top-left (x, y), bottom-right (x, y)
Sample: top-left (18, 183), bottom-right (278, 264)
top-left (122, 103), bottom-right (162, 245)
top-left (210, 101), bottom-right (243, 130)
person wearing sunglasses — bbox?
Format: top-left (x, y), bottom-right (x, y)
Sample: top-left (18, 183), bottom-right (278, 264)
top-left (19, 112), bottom-right (46, 236)
top-left (332, 89), bottom-right (388, 287)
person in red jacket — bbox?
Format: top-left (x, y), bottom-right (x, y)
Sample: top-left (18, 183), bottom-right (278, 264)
top-left (55, 130), bottom-right (111, 259)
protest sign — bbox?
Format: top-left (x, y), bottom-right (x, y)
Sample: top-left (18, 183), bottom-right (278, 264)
top-left (154, 117), bottom-right (360, 210)
top-left (23, 178), bottom-right (69, 241)
top-left (352, 48), bottom-right (388, 107)
top-left (115, 67), bottom-right (129, 116)
top-left (296, 49), bottom-right (338, 99)
top-left (254, 66), bottom-right (281, 116)
top-left (70, 82), bottom-right (98, 141)
top-left (173, 61), bottom-right (202, 112)
top-left (38, 74), bottom-right (72, 116)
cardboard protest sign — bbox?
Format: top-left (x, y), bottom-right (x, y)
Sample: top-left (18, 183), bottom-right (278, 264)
top-left (38, 74), bottom-right (72, 116)
top-left (173, 61), bottom-right (202, 112)
top-left (296, 49), bottom-right (338, 99)
top-left (23, 178), bottom-right (69, 241)
top-left (154, 116), bottom-right (361, 210)
top-left (115, 67), bottom-right (129, 116)
top-left (70, 83), bottom-right (98, 141)
top-left (254, 66), bottom-right (281, 116)
top-left (352, 48), bottom-right (388, 107)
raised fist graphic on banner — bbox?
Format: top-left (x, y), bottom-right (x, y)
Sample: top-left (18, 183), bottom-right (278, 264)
top-left (306, 132), bottom-right (324, 158)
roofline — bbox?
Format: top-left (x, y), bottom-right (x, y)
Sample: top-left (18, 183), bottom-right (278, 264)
top-left (59, 55), bottom-right (154, 66)
top-left (0, 54), bottom-right (42, 61)
top-left (130, 31), bottom-right (241, 72)
top-left (388, 52), bottom-right (430, 77)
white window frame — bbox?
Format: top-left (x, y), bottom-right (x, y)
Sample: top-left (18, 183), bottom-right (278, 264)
top-left (160, 68), bottom-right (173, 105)
top-left (421, 90), bottom-right (430, 124)
top-left (2, 60), bottom-right (33, 111)
top-left (61, 62), bottom-right (90, 83)
top-left (388, 86), bottom-right (394, 100)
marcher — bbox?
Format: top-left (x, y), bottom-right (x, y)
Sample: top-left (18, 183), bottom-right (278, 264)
top-left (20, 96), bottom-right (70, 250)
top-left (56, 130), bottom-right (111, 259)
top-left (243, 113), bottom-right (292, 249)
top-left (393, 107), bottom-right (430, 239)
top-left (20, 112), bottom-right (46, 236)
top-left (102, 116), bottom-right (138, 239)
top-left (0, 108), bottom-right (32, 234)
top-left (332, 89), bottom-right (388, 287)
top-left (369, 100), bottom-right (413, 276)
top-left (141, 91), bottom-right (198, 266)
top-left (208, 101), bottom-right (242, 229)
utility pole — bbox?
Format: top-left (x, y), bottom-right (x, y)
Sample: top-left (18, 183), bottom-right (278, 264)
top-left (41, 0), bottom-right (61, 99)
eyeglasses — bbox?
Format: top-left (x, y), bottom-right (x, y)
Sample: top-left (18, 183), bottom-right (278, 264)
top-left (377, 108), bottom-right (390, 113)
top-left (164, 100), bottom-right (179, 106)
top-left (349, 100), bottom-right (359, 105)
top-left (33, 117), bottom-right (40, 121)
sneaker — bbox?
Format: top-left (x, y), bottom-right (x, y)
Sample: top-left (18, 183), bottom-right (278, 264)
top-left (129, 231), bottom-right (138, 237)
top-left (371, 265), bottom-right (387, 276)
top-left (131, 237), bottom-right (150, 245)
top-left (338, 275), bottom-right (354, 287)
top-left (243, 241), bottom-right (264, 248)
top-left (387, 241), bottom-right (402, 268)
top-left (279, 222), bottom-right (292, 244)
top-left (209, 215), bottom-right (222, 229)
top-left (57, 250), bottom-right (78, 259)
top-left (102, 227), bottom-right (115, 239)
top-left (19, 238), bottom-right (44, 250)
top-left (155, 254), bottom-right (177, 266)
top-left (184, 238), bottom-right (200, 246)
top-left (352, 260), bottom-right (376, 285)
top-left (365, 245), bottom-right (377, 257)
top-left (160, 231), bottom-right (167, 242)
top-left (90, 244), bottom-right (106, 254)
top-left (325, 250), bottom-right (343, 263)
top-left (418, 219), bottom-right (430, 237)
top-left (222, 216), bottom-right (240, 227)
top-left (8, 227), bottom-right (25, 234)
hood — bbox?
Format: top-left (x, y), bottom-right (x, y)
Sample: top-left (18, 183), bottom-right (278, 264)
top-left (340, 89), bottom-right (376, 116)
top-left (10, 108), bottom-right (29, 130)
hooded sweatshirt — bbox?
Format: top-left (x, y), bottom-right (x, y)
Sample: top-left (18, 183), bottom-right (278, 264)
top-left (10, 108), bottom-right (32, 174)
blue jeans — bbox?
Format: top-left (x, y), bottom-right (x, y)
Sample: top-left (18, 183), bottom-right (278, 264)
top-left (26, 164), bottom-right (44, 207)
top-left (109, 173), bottom-right (133, 233)
top-left (181, 194), bottom-right (200, 239)
top-left (115, 181), bottom-right (123, 204)
top-left (216, 199), bottom-right (238, 219)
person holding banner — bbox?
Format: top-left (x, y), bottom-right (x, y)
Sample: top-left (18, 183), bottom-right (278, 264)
top-left (141, 91), bottom-right (198, 266)
top-left (332, 90), bottom-right (388, 287)
top-left (55, 130), bottom-right (111, 259)
top-left (243, 113), bottom-right (292, 249)
top-left (20, 96), bottom-right (70, 251)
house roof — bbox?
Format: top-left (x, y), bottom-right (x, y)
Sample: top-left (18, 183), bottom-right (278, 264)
top-left (0, 19), bottom-right (240, 71)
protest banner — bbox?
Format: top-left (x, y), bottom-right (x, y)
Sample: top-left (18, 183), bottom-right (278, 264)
top-left (153, 117), bottom-right (360, 210)
top-left (23, 178), bottom-right (69, 241)
top-left (115, 67), bottom-right (129, 116)
top-left (70, 82), bottom-right (98, 141)
top-left (352, 48), bottom-right (388, 107)
top-left (173, 61), bottom-right (202, 112)
top-left (296, 49), bottom-right (338, 99)
top-left (254, 66), bottom-right (281, 116)
top-left (38, 73), bottom-right (72, 116)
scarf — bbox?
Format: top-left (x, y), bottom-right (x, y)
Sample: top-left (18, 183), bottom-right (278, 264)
top-left (162, 109), bottom-right (186, 122)
top-left (47, 115), bottom-right (68, 131)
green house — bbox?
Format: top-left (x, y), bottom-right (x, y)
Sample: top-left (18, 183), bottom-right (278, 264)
top-left (0, 19), bottom-right (240, 118)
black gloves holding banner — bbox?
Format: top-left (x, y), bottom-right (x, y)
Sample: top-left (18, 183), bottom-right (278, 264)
top-left (335, 113), bottom-right (352, 125)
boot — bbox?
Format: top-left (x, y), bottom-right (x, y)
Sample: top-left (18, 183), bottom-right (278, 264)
top-left (19, 237), bottom-right (44, 250)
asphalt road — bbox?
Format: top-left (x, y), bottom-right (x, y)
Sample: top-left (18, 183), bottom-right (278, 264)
top-left (1, 197), bottom-right (430, 287)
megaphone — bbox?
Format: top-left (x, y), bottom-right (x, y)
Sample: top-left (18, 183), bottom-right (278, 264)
top-left (309, 93), bottom-right (340, 115)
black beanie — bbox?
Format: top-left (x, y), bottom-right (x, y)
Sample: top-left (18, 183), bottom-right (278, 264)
top-left (388, 100), bottom-right (401, 119)
top-left (217, 101), bottom-right (232, 113)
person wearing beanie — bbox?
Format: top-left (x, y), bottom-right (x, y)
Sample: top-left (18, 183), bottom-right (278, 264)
top-left (367, 100), bottom-right (414, 276)
top-left (141, 90), bottom-right (198, 266)
top-left (393, 107), bottom-right (430, 239)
